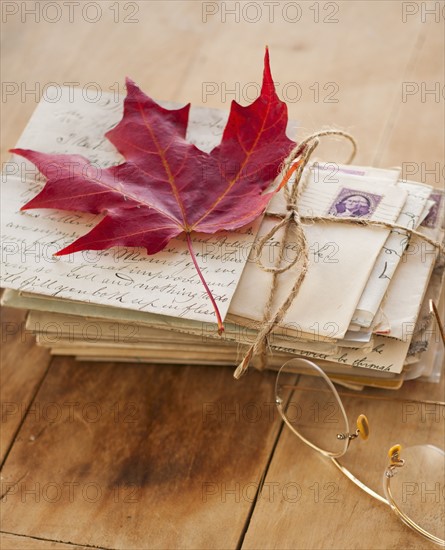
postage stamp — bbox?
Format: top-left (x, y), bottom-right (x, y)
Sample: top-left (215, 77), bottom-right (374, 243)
top-left (421, 192), bottom-right (443, 229)
top-left (327, 187), bottom-right (382, 219)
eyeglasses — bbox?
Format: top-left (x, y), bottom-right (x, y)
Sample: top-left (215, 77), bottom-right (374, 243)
top-left (275, 358), bottom-right (445, 547)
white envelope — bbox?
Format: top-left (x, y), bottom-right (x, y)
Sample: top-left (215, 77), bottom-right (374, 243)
top-left (351, 180), bottom-right (433, 328)
top-left (228, 166), bottom-right (407, 341)
top-left (378, 191), bottom-right (444, 342)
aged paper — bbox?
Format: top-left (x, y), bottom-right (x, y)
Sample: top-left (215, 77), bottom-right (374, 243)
top-left (1, 87), bottom-right (299, 323)
top-left (228, 166), bottom-right (407, 341)
top-left (378, 192), bottom-right (445, 341)
top-left (1, 186), bottom-right (259, 323)
top-left (351, 180), bottom-right (433, 328)
top-left (297, 335), bottom-right (410, 374)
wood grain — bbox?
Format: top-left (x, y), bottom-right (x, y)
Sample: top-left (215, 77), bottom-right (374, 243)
top-left (0, 307), bottom-right (51, 463)
top-left (241, 390), bottom-right (444, 549)
top-left (0, 359), bottom-right (282, 549)
top-left (377, 19), bottom-right (445, 174)
top-left (180, 0), bottom-right (424, 163)
top-left (1, 1), bottom-right (443, 549)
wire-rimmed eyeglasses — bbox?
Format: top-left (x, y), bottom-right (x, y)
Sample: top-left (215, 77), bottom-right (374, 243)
top-left (275, 358), bottom-right (445, 547)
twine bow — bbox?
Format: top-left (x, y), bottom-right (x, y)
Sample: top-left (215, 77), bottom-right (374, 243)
top-left (234, 130), bottom-right (357, 379)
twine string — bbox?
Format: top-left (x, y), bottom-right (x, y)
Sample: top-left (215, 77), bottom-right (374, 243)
top-left (253, 139), bottom-right (318, 367)
top-left (234, 130), bottom-right (353, 378)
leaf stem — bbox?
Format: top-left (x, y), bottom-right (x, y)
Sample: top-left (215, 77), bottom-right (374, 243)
top-left (185, 232), bottom-right (224, 335)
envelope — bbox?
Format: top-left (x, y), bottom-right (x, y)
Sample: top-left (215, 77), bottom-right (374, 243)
top-left (377, 190), bottom-right (444, 341)
top-left (228, 165), bottom-right (407, 341)
top-left (350, 180), bottom-right (433, 328)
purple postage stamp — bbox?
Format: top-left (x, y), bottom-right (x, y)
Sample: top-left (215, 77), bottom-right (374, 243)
top-left (421, 192), bottom-right (443, 229)
top-left (328, 187), bottom-right (382, 219)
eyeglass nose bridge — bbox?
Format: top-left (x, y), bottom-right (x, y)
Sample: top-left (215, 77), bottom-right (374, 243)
top-left (337, 413), bottom-right (370, 442)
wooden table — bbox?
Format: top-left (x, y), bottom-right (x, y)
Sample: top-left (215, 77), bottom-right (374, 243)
top-left (1, 2), bottom-right (444, 548)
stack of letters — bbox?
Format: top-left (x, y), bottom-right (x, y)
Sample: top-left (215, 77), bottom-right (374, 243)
top-left (1, 88), bottom-right (444, 389)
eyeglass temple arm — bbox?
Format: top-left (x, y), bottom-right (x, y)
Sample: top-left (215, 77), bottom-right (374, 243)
top-left (330, 457), bottom-right (389, 506)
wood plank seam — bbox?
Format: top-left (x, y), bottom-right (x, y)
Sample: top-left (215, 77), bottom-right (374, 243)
top-left (0, 530), bottom-right (110, 550)
top-left (236, 417), bottom-right (287, 550)
top-left (0, 358), bottom-right (53, 470)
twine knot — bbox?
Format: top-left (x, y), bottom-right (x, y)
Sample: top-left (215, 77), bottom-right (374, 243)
top-left (234, 130), bottom-right (357, 379)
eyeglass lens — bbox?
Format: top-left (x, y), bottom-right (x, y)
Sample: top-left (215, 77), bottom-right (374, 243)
top-left (276, 360), bottom-right (350, 457)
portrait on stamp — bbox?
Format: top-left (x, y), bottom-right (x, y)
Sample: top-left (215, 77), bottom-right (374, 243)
top-left (328, 188), bottom-right (382, 219)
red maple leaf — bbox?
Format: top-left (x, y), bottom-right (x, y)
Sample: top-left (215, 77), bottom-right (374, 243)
top-left (11, 49), bottom-right (295, 332)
